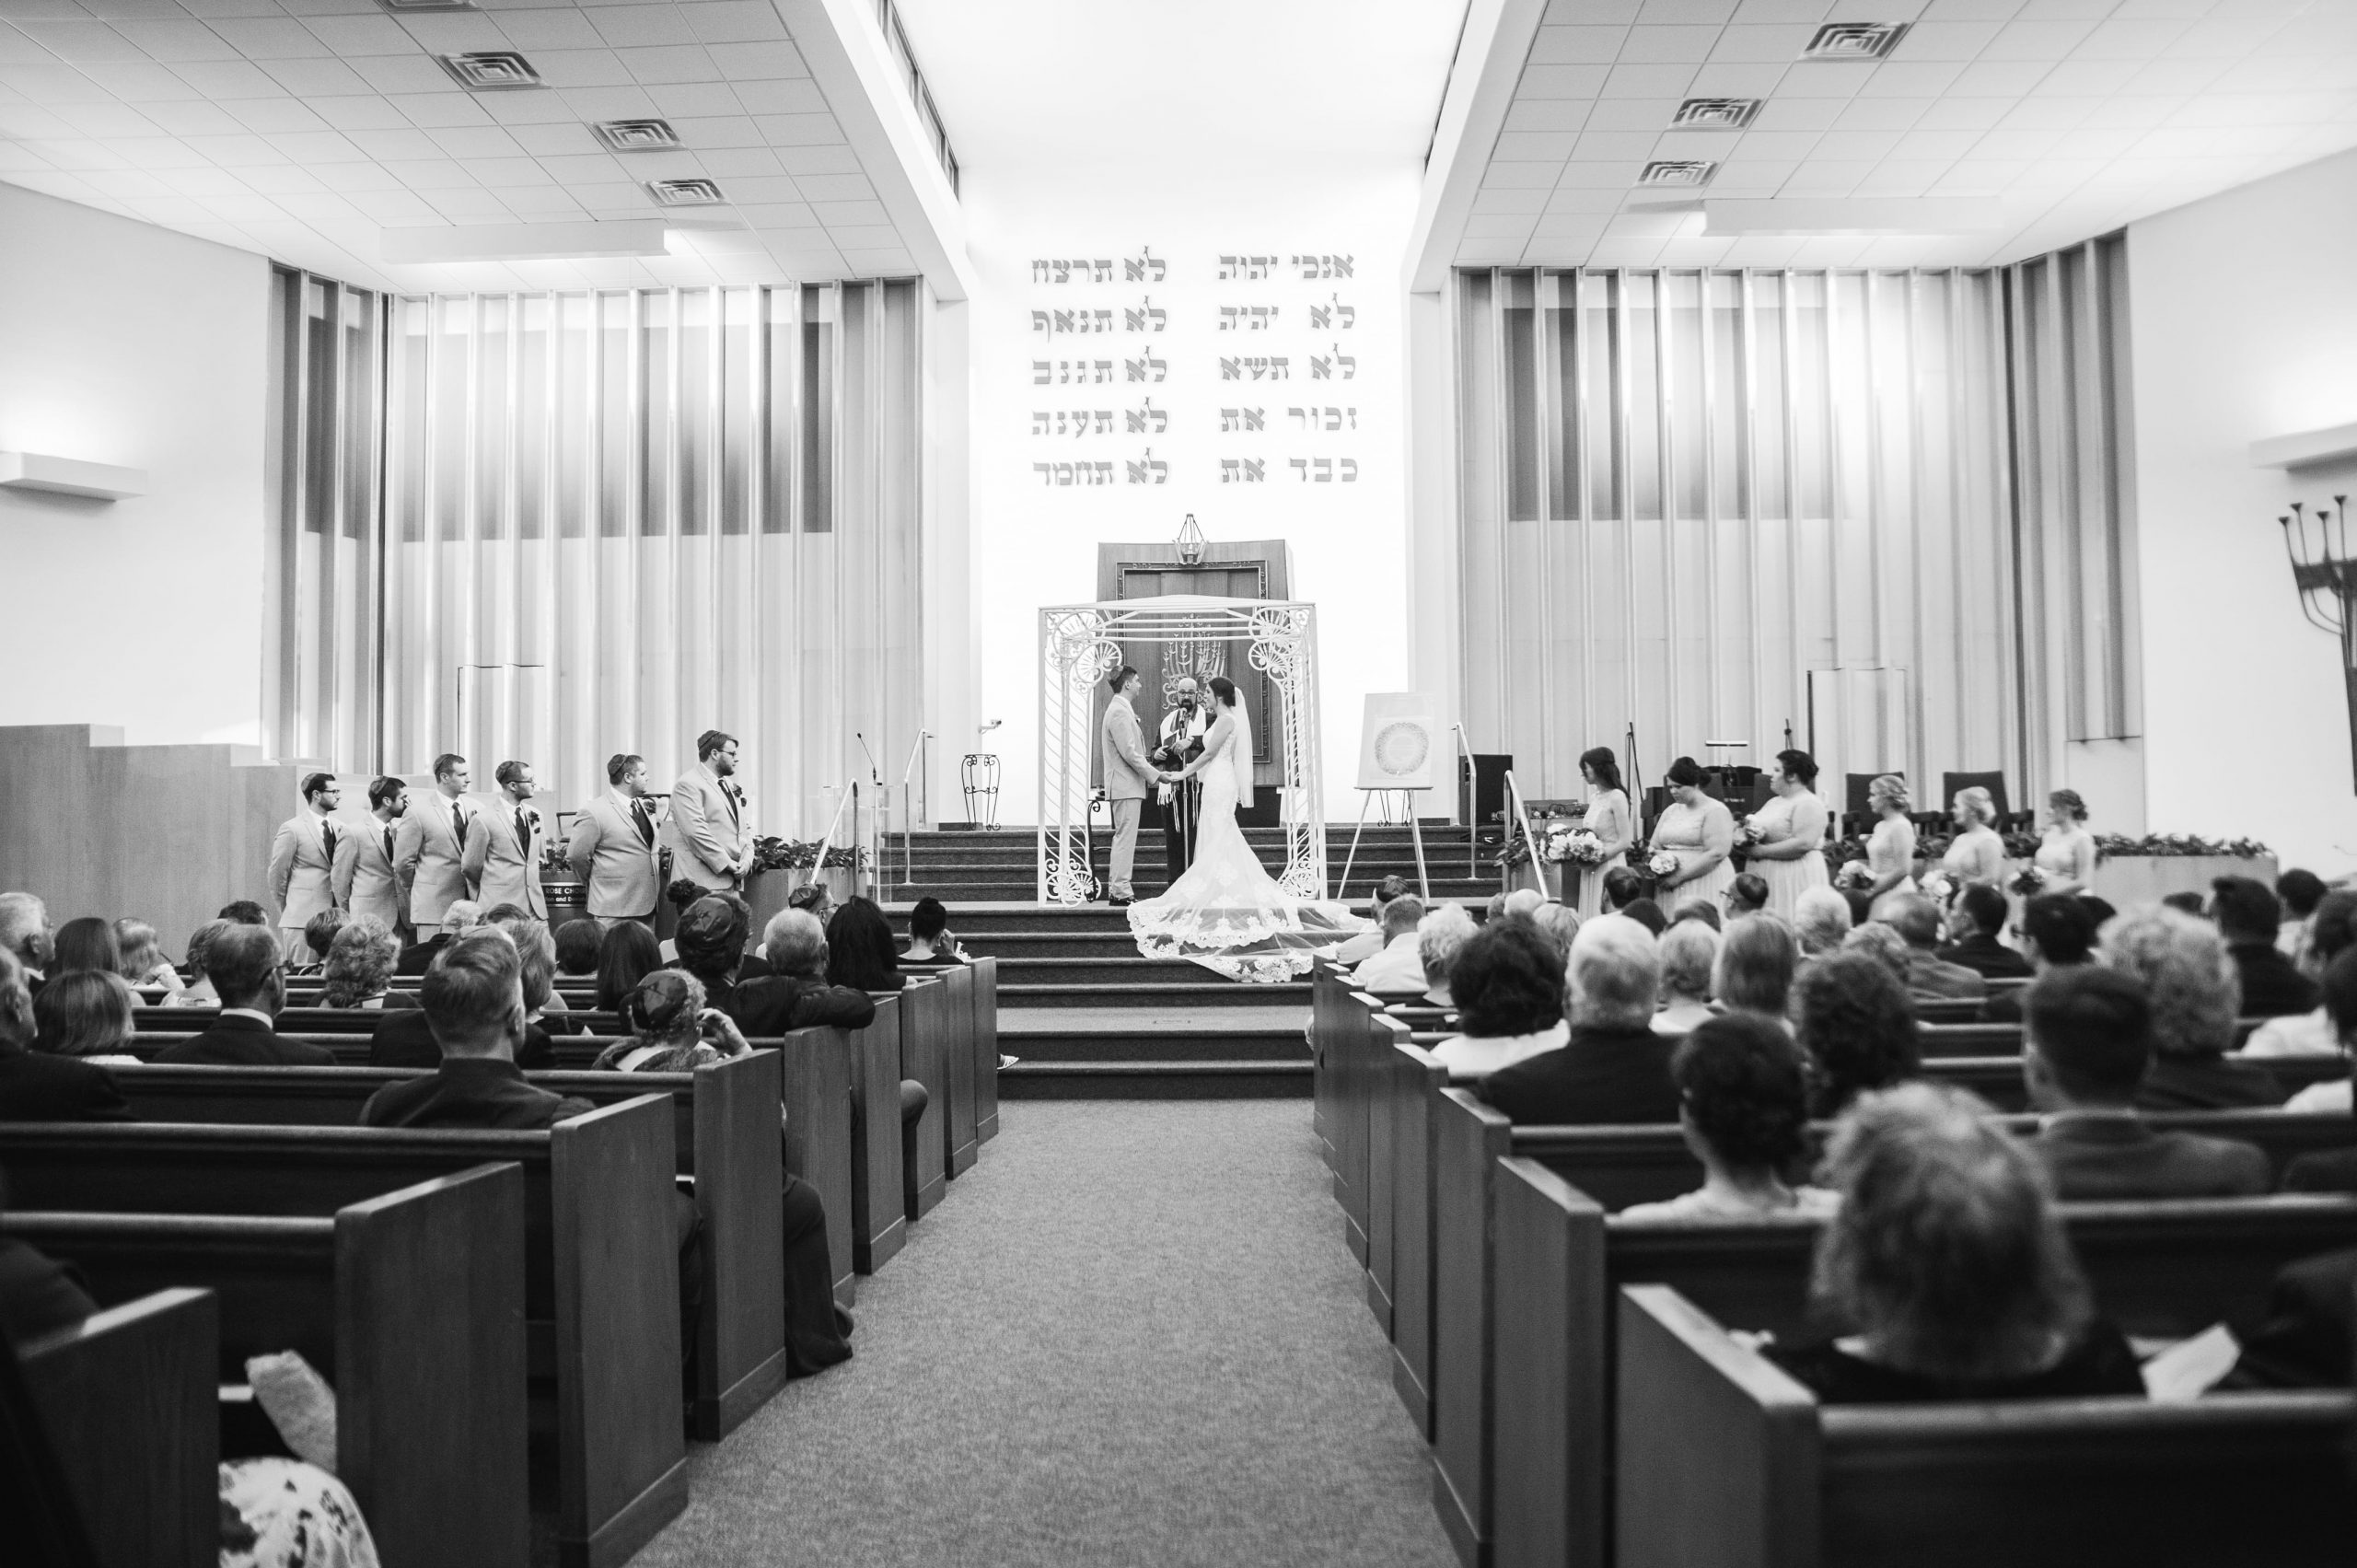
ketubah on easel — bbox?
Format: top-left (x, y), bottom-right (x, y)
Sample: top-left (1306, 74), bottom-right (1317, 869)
top-left (1338, 692), bottom-right (1459, 901)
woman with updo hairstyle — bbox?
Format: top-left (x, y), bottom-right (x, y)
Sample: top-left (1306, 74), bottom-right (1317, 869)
top-left (2033, 789), bottom-right (2096, 895)
top-left (1791, 950), bottom-right (1921, 1117)
top-left (1766, 1082), bottom-right (2142, 1403)
top-left (596, 969), bottom-right (752, 1073)
top-left (1745, 749), bottom-right (1830, 922)
top-left (1863, 774), bottom-right (1917, 900)
top-left (1650, 757), bottom-right (1736, 909)
top-left (32, 970), bottom-right (141, 1062)
top-left (167, 918), bottom-right (232, 1008)
top-left (1618, 1013), bottom-right (1832, 1224)
top-left (320, 915), bottom-right (403, 1009)
top-left (1940, 785), bottom-right (2005, 889)
top-left (1428, 918), bottom-right (1569, 1079)
top-left (1575, 746), bottom-right (1633, 921)
top-left (1713, 912), bottom-right (1798, 1020)
top-left (111, 919), bottom-right (182, 1000)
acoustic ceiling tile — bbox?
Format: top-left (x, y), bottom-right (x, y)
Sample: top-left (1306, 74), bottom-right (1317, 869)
top-left (679, 1), bottom-right (787, 45)
top-left (820, 223), bottom-right (898, 248)
top-left (1708, 23), bottom-right (1816, 62)
top-left (297, 13), bottom-right (412, 56)
top-left (344, 124), bottom-right (438, 158)
top-left (386, 89), bottom-right (493, 128)
top-left (25, 134), bottom-right (126, 168)
top-left (231, 161), bottom-right (325, 192)
top-left (72, 59), bottom-right (201, 97)
top-left (531, 48), bottom-right (634, 88)
top-left (1555, 157), bottom-right (1646, 186)
top-left (1705, 157), bottom-right (1794, 190)
top-left (307, 93), bottom-right (408, 130)
top-left (256, 56), bottom-right (367, 96)
top-left (1603, 60), bottom-right (1696, 96)
top-left (1643, 0), bottom-right (1741, 20)
top-left (1857, 60), bottom-right (1964, 97)
top-left (392, 15), bottom-right (509, 54)
top-left (584, 5), bottom-right (698, 49)
top-left (1581, 95), bottom-right (1679, 129)
top-left (224, 95), bottom-right (331, 134)
top-left (1984, 17), bottom-right (2099, 59)
top-left (45, 95), bottom-right (153, 132)
top-left (0, 61), bottom-right (108, 99)
top-left (532, 149), bottom-right (625, 181)
top-left (318, 159), bottom-right (404, 190)
top-left (773, 142), bottom-right (856, 175)
top-left (1517, 63), bottom-right (1610, 99)
top-left (1585, 237), bottom-right (1666, 266)
top-left (328, 189), bottom-right (444, 225)
top-left (1750, 95), bottom-right (1845, 129)
top-left (1656, 126), bottom-right (1742, 156)
top-left (1833, 96), bottom-right (1925, 129)
top-left (208, 17), bottom-right (337, 59)
top-left (181, 128), bottom-right (282, 162)
top-left (1851, 159), bottom-right (1948, 194)
top-left (1544, 184), bottom-right (1631, 212)
top-left (111, 132), bottom-right (212, 164)
top-left (1994, 96), bottom-right (2088, 128)
top-left (692, 142), bottom-right (780, 176)
top-left (344, 52), bottom-right (450, 94)
top-left (1502, 97), bottom-right (1591, 132)
top-left (749, 110), bottom-right (839, 145)
top-left (711, 39), bottom-right (805, 80)
top-left (1912, 94), bottom-right (2011, 129)
top-left (1726, 0), bottom-right (1822, 18)
top-left (615, 44), bottom-right (714, 84)
top-left (1573, 128), bottom-right (1660, 159)
top-left (15, 18), bottom-right (138, 60)
top-left (505, 118), bottom-right (598, 156)
top-left (490, 8), bottom-right (604, 52)
top-left (810, 196), bottom-right (887, 225)
top-left (1620, 25), bottom-right (1722, 63)
top-left (1737, 127), bottom-right (1824, 157)
top-left (1891, 126), bottom-right (1980, 157)
top-left (664, 111), bottom-right (759, 145)
top-left (728, 75), bottom-right (821, 114)
top-left (737, 199), bottom-right (817, 226)
top-left (1481, 158), bottom-right (1563, 188)
top-left (1777, 158), bottom-right (1872, 192)
top-left (790, 169), bottom-right (870, 200)
top-left (838, 246), bottom-right (914, 273)
top-left (2031, 58), bottom-right (2139, 96)
top-left (712, 170), bottom-right (794, 202)
top-left (381, 155), bottom-right (473, 187)
top-left (1473, 185), bottom-right (1552, 214)
top-left (644, 80), bottom-right (739, 115)
top-left (1463, 213), bottom-right (1538, 238)
top-left (495, 183), bottom-right (583, 214)
top-left (1528, 215), bottom-right (1608, 243)
top-left (556, 84), bottom-right (656, 118)
top-left (2158, 17), bottom-right (2267, 60)
top-left (1527, 26), bottom-right (1629, 65)
top-left (424, 122), bottom-right (521, 157)
top-left (1887, 19), bottom-right (2001, 60)
top-left (422, 183), bottom-right (509, 217)
top-left (153, 162), bottom-right (250, 192)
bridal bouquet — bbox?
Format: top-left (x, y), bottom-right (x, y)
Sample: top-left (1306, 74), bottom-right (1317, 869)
top-left (1646, 850), bottom-right (1680, 878)
top-left (1834, 860), bottom-right (1875, 891)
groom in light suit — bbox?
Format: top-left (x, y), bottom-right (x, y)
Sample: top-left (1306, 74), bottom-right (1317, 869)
top-left (1100, 667), bottom-right (1155, 906)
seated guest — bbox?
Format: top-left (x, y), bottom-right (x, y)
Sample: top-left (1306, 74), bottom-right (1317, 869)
top-left (673, 894), bottom-right (753, 1005)
top-left (362, 932), bottom-right (591, 1127)
top-left (1426, 919), bottom-right (1567, 1080)
top-left (1415, 904), bottom-right (1476, 1009)
top-left (1982, 893), bottom-right (2098, 1023)
top-left (2240, 889), bottom-right (2357, 1057)
top-left (1724, 873), bottom-right (1770, 920)
top-left (1, 1201), bottom-right (100, 1344)
top-left (496, 913), bottom-right (567, 1029)
top-left (727, 911), bottom-right (882, 1035)
top-left (1713, 913), bottom-right (1797, 1021)
top-left (1670, 901), bottom-right (1721, 932)
top-left (826, 897), bottom-right (906, 993)
top-left (0, 947), bottom-right (129, 1121)
top-left (553, 917), bottom-right (603, 980)
top-left (49, 915), bottom-right (121, 977)
top-left (289, 909), bottom-right (344, 975)
top-left (1651, 920), bottom-right (1718, 1038)
top-left (1599, 866), bottom-right (1643, 917)
top-left (2219, 1246), bottom-right (2357, 1389)
top-left (152, 926), bottom-right (334, 1066)
top-left (1478, 915), bottom-right (1677, 1123)
top-left (216, 900), bottom-right (269, 927)
top-left (165, 918), bottom-right (230, 1008)
top-left (2280, 947), bottom-right (2357, 1119)
top-left (786, 881), bottom-right (836, 928)
top-left (30, 970), bottom-right (140, 1063)
top-left (2276, 867), bottom-right (2327, 970)
top-left (1619, 1015), bottom-right (1835, 1223)
top-left (1502, 887), bottom-right (1546, 923)
top-left (1348, 893), bottom-right (1428, 993)
top-left (2102, 905), bottom-right (2282, 1109)
top-left (1793, 886), bottom-right (1852, 963)
top-left (371, 925), bottom-right (554, 1070)
top-left (1764, 1082), bottom-right (2142, 1403)
top-left (111, 918), bottom-right (182, 1001)
top-left (1876, 893), bottom-right (1988, 1000)
top-left (1936, 885), bottom-right (2032, 980)
top-left (1336, 876), bottom-right (1411, 964)
top-left (2210, 875), bottom-right (2321, 1018)
top-left (0, 891), bottom-right (52, 994)
top-left (591, 970), bottom-right (853, 1375)
top-left (1483, 891), bottom-right (1509, 923)
top-left (1793, 952), bottom-right (1920, 1118)
top-left (2021, 966), bottom-right (2267, 1199)
top-left (319, 916), bottom-right (411, 1010)
top-left (1618, 897), bottom-right (1667, 938)
top-left (900, 897), bottom-right (968, 967)
top-left (1531, 901), bottom-right (1580, 960)
top-left (1840, 921), bottom-right (1911, 986)
top-left (596, 920), bottom-right (665, 1015)
top-left (397, 899), bottom-right (481, 977)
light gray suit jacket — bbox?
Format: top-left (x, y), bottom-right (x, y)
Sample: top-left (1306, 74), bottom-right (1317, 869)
top-left (568, 790), bottom-right (663, 918)
top-left (665, 764), bottom-right (749, 890)
top-left (395, 793), bottom-right (480, 926)
top-left (463, 796), bottom-right (549, 919)
top-left (268, 811), bottom-right (341, 929)
top-left (1101, 696), bottom-right (1155, 802)
top-left (333, 816), bottom-right (408, 929)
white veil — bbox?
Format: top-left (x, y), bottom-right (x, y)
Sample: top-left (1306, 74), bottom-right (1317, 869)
top-left (1229, 691), bottom-right (1255, 808)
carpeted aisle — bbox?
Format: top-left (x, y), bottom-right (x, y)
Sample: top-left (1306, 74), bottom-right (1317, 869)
top-left (635, 1099), bottom-right (1456, 1568)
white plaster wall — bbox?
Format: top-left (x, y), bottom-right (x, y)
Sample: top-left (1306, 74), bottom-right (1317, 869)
top-left (0, 184), bottom-right (272, 748)
top-left (2128, 146), bottom-right (2357, 875)
top-left (961, 163), bottom-right (1420, 823)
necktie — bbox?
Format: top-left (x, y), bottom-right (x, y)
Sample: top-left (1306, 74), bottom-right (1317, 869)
top-left (722, 781), bottom-right (739, 826)
top-left (516, 807), bottom-right (530, 850)
top-left (383, 825), bottom-right (396, 864)
top-left (632, 798), bottom-right (655, 847)
top-left (452, 803), bottom-right (466, 846)
top-left (321, 821), bottom-right (337, 864)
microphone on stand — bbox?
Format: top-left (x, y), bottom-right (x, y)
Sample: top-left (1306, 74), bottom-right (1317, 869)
top-left (854, 731), bottom-right (882, 785)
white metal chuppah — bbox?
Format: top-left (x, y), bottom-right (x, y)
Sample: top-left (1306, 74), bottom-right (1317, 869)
top-left (1038, 596), bottom-right (1326, 905)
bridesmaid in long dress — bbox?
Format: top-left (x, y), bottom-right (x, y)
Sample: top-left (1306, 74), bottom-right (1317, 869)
top-left (2033, 789), bottom-right (2097, 895)
top-left (1745, 749), bottom-right (1831, 922)
top-left (1575, 745), bottom-right (1633, 921)
top-left (1651, 756), bottom-right (1737, 910)
top-left (1864, 774), bottom-right (1918, 902)
top-left (1941, 785), bottom-right (2007, 891)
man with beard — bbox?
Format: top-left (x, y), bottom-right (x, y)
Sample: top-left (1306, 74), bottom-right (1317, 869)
top-left (335, 775), bottom-right (412, 935)
top-left (667, 729), bottom-right (752, 892)
top-left (1151, 677), bottom-right (1211, 882)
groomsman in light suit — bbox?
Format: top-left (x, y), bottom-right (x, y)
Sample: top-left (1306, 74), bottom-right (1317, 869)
top-left (269, 772), bottom-right (345, 956)
top-left (396, 753), bottom-right (480, 939)
top-left (333, 775), bottom-right (411, 933)
top-left (465, 760), bottom-right (549, 919)
top-left (568, 752), bottom-right (667, 926)
top-left (665, 729), bottom-right (751, 892)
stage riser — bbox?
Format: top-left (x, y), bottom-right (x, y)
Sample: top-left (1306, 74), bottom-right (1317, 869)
top-left (997, 1034), bottom-right (1308, 1064)
top-left (1000, 983), bottom-right (1311, 1010)
top-left (900, 881), bottom-right (1497, 904)
top-left (997, 1063), bottom-right (1310, 1100)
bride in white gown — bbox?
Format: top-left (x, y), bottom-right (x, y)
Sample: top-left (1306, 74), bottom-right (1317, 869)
top-left (1127, 676), bottom-right (1369, 981)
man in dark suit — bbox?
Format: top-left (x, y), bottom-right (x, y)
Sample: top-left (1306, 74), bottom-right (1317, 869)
top-left (371, 922), bottom-right (554, 1071)
top-left (726, 909), bottom-right (881, 1037)
top-left (360, 930), bottom-right (592, 1129)
top-left (1981, 894), bottom-right (2096, 1023)
top-left (0, 947), bottom-right (128, 1121)
top-left (1881, 893), bottom-right (1988, 1001)
top-left (2211, 876), bottom-right (2321, 1017)
top-left (2022, 965), bottom-right (2268, 1200)
top-left (2222, 1248), bottom-right (2356, 1389)
top-left (1479, 915), bottom-right (1678, 1124)
top-left (1937, 884), bottom-right (2033, 981)
top-left (151, 925), bottom-right (333, 1067)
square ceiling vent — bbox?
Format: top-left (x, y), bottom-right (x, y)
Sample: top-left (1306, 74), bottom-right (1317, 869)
top-left (594, 119), bottom-right (682, 152)
top-left (1801, 23), bottom-right (1909, 60)
top-left (1638, 160), bottom-right (1716, 188)
top-left (647, 178), bottom-right (726, 207)
top-left (1670, 98), bottom-right (1760, 130)
top-left (437, 52), bottom-right (543, 90)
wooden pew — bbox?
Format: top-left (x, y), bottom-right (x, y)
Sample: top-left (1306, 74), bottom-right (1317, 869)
top-left (777, 1026), bottom-right (859, 1307)
top-left (0, 1105), bottom-right (681, 1568)
top-left (1616, 1283), bottom-right (2354, 1568)
top-left (1364, 1011), bottom-right (1411, 1342)
top-left (901, 976), bottom-right (976, 1183)
top-left (1484, 1167), bottom-right (2357, 1568)
top-left (105, 1053), bottom-right (793, 1442)
top-left (1922, 1016), bottom-right (2267, 1056)
top-left (1385, 1040), bottom-right (1447, 1439)
top-left (1313, 969), bottom-right (1380, 1265)
top-left (17, 1287), bottom-right (217, 1568)
top-left (968, 956), bottom-right (1000, 1145)
top-left (870, 993), bottom-right (945, 1221)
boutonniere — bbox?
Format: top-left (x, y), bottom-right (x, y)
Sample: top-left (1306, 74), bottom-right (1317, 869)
top-left (519, 805), bottom-right (540, 828)
top-left (723, 780), bottom-right (744, 804)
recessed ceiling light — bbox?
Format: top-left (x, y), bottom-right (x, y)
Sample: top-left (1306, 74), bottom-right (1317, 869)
top-left (377, 0), bottom-right (477, 13)
top-left (1670, 98), bottom-right (1760, 130)
top-left (1800, 23), bottom-right (1909, 61)
top-left (593, 118), bottom-right (683, 152)
top-left (647, 178), bottom-right (726, 207)
top-left (1638, 160), bottom-right (1716, 188)
top-left (436, 52), bottom-right (543, 91)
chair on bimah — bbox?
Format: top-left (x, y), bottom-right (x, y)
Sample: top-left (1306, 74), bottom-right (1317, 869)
top-left (1941, 769), bottom-right (2026, 831)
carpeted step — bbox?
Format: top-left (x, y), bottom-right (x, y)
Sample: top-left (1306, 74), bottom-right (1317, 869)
top-left (900, 877), bottom-right (1500, 904)
top-left (1000, 981), bottom-right (1312, 1010)
top-left (995, 1060), bottom-right (1312, 1099)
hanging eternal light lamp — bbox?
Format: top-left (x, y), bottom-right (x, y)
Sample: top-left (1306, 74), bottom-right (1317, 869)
top-left (1175, 512), bottom-right (1206, 566)
top-left (2276, 494), bottom-right (2357, 786)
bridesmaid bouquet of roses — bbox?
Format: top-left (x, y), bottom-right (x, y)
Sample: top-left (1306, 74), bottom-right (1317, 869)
top-left (1646, 850), bottom-right (1680, 878)
top-left (1918, 870), bottom-right (1957, 906)
top-left (1834, 860), bottom-right (1875, 891)
top-left (2009, 865), bottom-right (2049, 896)
top-left (1545, 827), bottom-right (1608, 866)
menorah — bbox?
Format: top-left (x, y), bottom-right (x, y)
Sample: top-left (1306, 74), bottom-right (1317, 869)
top-left (2276, 493), bottom-right (2357, 785)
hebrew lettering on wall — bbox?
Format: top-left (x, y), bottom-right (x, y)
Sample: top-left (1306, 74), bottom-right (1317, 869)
top-left (1024, 248), bottom-right (1363, 490)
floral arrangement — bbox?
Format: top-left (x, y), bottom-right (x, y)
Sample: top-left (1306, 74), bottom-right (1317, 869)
top-left (1646, 850), bottom-right (1680, 878)
top-left (750, 835), bottom-right (871, 873)
top-left (2093, 832), bottom-right (2273, 861)
top-left (1495, 836), bottom-right (1534, 872)
top-left (1826, 835), bottom-right (1871, 868)
top-left (2009, 865), bottom-right (2049, 897)
top-left (1544, 827), bottom-right (1610, 866)
top-left (1918, 869), bottom-right (1956, 906)
top-left (2001, 830), bottom-right (2042, 860)
top-left (1835, 860), bottom-right (1875, 891)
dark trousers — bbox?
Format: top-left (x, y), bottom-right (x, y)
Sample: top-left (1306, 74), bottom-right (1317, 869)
top-left (1160, 784), bottom-right (1201, 882)
top-left (782, 1173), bottom-right (853, 1376)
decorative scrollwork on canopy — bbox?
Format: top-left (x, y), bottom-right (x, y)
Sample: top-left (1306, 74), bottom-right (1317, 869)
top-left (1044, 610), bottom-right (1121, 692)
top-left (1247, 604), bottom-right (1311, 687)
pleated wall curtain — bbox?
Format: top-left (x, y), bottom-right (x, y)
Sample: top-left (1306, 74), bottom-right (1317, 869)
top-left (371, 279), bottom-right (924, 840)
top-left (1452, 250), bottom-right (2134, 810)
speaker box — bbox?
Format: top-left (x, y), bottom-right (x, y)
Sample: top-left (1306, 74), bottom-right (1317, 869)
top-left (1459, 753), bottom-right (1511, 836)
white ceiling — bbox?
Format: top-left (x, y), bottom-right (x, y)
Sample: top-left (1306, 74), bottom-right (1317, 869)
top-left (1459, 0), bottom-right (2357, 270)
top-left (0, 0), bottom-right (941, 293)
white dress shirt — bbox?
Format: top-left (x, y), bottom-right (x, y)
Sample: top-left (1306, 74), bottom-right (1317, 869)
top-left (1430, 1020), bottom-right (1569, 1080)
top-left (1350, 932), bottom-right (1427, 993)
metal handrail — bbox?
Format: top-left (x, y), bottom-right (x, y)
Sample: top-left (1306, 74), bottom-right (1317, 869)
top-left (1502, 769), bottom-right (1544, 894)
top-left (811, 777), bottom-right (860, 895)
top-left (897, 731), bottom-right (929, 887)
